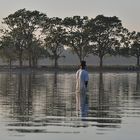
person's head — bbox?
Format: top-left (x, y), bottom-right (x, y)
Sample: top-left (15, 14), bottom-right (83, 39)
top-left (80, 60), bottom-right (86, 69)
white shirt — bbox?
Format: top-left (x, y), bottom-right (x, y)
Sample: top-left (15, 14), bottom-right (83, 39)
top-left (76, 69), bottom-right (89, 92)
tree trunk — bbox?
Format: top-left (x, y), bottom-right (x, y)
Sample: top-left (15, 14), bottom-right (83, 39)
top-left (32, 57), bottom-right (38, 68)
top-left (35, 58), bottom-right (38, 67)
top-left (54, 57), bottom-right (58, 69)
top-left (137, 56), bottom-right (140, 67)
top-left (29, 52), bottom-right (32, 68)
top-left (79, 55), bottom-right (85, 63)
top-left (136, 72), bottom-right (140, 90)
top-left (79, 55), bottom-right (82, 62)
top-left (99, 56), bottom-right (103, 69)
top-left (19, 50), bottom-right (23, 68)
top-left (9, 59), bottom-right (12, 69)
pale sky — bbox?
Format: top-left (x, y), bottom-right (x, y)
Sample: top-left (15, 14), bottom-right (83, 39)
top-left (0, 0), bottom-right (139, 32)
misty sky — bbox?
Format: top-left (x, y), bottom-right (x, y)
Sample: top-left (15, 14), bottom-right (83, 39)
top-left (0, 0), bottom-right (139, 31)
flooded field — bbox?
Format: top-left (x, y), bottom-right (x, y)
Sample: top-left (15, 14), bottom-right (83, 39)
top-left (0, 71), bottom-right (140, 140)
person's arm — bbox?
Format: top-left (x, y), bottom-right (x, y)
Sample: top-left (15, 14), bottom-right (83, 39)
top-left (85, 81), bottom-right (88, 88)
top-left (84, 71), bottom-right (89, 88)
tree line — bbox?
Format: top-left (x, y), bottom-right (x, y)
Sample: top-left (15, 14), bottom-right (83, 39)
top-left (0, 8), bottom-right (140, 69)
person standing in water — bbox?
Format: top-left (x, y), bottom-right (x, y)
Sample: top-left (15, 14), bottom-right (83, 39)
top-left (76, 61), bottom-right (89, 116)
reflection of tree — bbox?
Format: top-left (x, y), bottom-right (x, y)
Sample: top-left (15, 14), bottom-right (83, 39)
top-left (0, 72), bottom-right (13, 96)
top-left (15, 72), bottom-right (33, 121)
top-left (45, 72), bottom-right (66, 117)
top-left (136, 72), bottom-right (140, 91)
top-left (0, 71), bottom-right (35, 123)
top-left (52, 72), bottom-right (58, 116)
top-left (95, 72), bottom-right (121, 128)
top-left (0, 72), bottom-right (125, 132)
top-left (97, 72), bottom-right (108, 117)
top-left (52, 71), bottom-right (58, 95)
top-left (121, 76), bottom-right (129, 96)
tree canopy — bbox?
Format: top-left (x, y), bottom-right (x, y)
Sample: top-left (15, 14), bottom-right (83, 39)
top-left (0, 8), bottom-right (139, 69)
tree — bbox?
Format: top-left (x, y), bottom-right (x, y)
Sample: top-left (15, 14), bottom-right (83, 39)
top-left (63, 16), bottom-right (91, 62)
top-left (116, 28), bottom-right (135, 55)
top-left (24, 38), bottom-right (44, 67)
top-left (43, 17), bottom-right (66, 68)
top-left (130, 32), bottom-right (140, 66)
top-left (0, 27), bottom-right (26, 67)
top-left (90, 15), bottom-right (122, 68)
top-left (0, 35), bottom-right (17, 68)
top-left (2, 8), bottom-right (47, 67)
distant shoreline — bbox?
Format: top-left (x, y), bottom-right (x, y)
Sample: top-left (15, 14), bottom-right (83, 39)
top-left (0, 65), bottom-right (140, 73)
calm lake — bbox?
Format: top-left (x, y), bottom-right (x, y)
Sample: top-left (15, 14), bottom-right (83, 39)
top-left (0, 71), bottom-right (140, 140)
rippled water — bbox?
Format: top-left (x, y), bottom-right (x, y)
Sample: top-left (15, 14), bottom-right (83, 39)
top-left (0, 71), bottom-right (140, 140)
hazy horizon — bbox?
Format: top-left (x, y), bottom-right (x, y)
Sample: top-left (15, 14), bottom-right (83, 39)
top-left (0, 49), bottom-right (136, 66)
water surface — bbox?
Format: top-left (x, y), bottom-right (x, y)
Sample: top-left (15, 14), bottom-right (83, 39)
top-left (0, 71), bottom-right (140, 140)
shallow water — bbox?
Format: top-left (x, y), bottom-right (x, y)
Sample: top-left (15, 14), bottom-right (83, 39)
top-left (0, 71), bottom-right (140, 140)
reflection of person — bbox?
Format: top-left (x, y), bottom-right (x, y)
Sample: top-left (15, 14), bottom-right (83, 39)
top-left (76, 93), bottom-right (89, 117)
top-left (76, 61), bottom-right (89, 117)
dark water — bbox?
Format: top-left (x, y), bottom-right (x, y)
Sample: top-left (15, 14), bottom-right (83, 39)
top-left (0, 71), bottom-right (140, 140)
